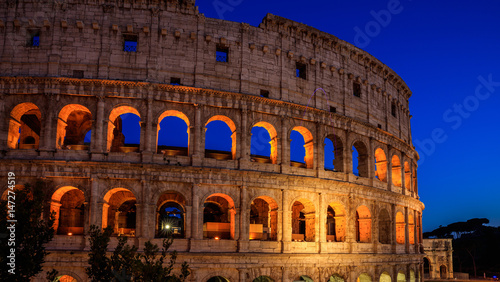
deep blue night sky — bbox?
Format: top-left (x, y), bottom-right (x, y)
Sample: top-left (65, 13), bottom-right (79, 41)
top-left (122, 0), bottom-right (500, 232)
top-left (196, 0), bottom-right (500, 232)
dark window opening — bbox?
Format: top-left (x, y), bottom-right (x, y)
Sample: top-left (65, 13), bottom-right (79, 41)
top-left (216, 45), bottom-right (229, 62)
top-left (123, 34), bottom-right (138, 52)
top-left (378, 124), bottom-right (382, 129)
top-left (170, 77), bottom-right (181, 86)
top-left (353, 82), bottom-right (361, 98)
top-left (391, 103), bottom-right (397, 117)
top-left (260, 90), bottom-right (269, 98)
top-left (330, 106), bottom-right (336, 113)
top-left (27, 30), bottom-right (40, 47)
top-left (296, 62), bottom-right (307, 79)
top-left (73, 70), bottom-right (84, 78)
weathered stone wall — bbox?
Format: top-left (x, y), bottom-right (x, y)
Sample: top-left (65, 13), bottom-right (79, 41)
top-left (423, 239), bottom-right (454, 280)
top-left (0, 1), bottom-right (424, 281)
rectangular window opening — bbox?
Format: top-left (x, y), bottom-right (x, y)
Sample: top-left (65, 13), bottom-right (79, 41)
top-left (391, 103), bottom-right (397, 117)
top-left (170, 77), bottom-right (181, 86)
top-left (296, 62), bottom-right (307, 79)
top-left (27, 30), bottom-right (40, 47)
top-left (330, 106), bottom-right (337, 113)
top-left (353, 82), bottom-right (361, 98)
top-left (216, 45), bottom-right (229, 62)
top-left (378, 124), bottom-right (382, 129)
top-left (73, 70), bottom-right (84, 78)
top-left (260, 90), bottom-right (269, 98)
top-left (123, 34), bottom-right (138, 52)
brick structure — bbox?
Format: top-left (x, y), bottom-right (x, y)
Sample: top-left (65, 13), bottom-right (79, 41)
top-left (0, 0), bottom-right (424, 281)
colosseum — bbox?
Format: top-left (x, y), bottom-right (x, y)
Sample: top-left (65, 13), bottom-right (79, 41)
top-left (0, 0), bottom-right (424, 281)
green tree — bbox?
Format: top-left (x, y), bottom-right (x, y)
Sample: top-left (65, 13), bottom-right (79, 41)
top-left (86, 225), bottom-right (190, 282)
top-left (0, 181), bottom-right (56, 281)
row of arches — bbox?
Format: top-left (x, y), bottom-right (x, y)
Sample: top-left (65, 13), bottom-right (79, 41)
top-left (8, 102), bottom-right (417, 192)
top-left (7, 185), bottom-right (420, 246)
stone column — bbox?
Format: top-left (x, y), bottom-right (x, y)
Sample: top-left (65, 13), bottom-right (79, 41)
top-left (238, 268), bottom-right (246, 282)
top-left (135, 203), bottom-right (143, 237)
top-left (191, 105), bottom-right (203, 165)
top-left (345, 131), bottom-right (353, 175)
top-left (413, 209), bottom-right (419, 253)
top-left (282, 189), bottom-right (291, 244)
top-left (405, 207), bottom-right (410, 253)
top-left (144, 98), bottom-right (153, 153)
top-left (391, 204), bottom-right (397, 253)
top-left (83, 201), bottom-right (90, 235)
top-left (40, 102), bottom-right (55, 150)
top-left (184, 205), bottom-right (192, 239)
top-left (386, 146), bottom-right (393, 192)
top-left (231, 208), bottom-right (238, 240)
top-left (367, 137), bottom-right (375, 180)
top-left (94, 97), bottom-right (105, 152)
top-left (281, 117), bottom-right (289, 169)
top-left (89, 178), bottom-right (101, 228)
top-left (318, 193), bottom-right (326, 248)
top-left (239, 109), bottom-right (249, 162)
top-left (346, 193), bottom-right (355, 253)
top-left (191, 186), bottom-right (202, 240)
top-left (239, 186), bottom-right (249, 242)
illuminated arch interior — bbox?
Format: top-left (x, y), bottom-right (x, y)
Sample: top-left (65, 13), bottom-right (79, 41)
top-left (8, 102), bottom-right (41, 149)
top-left (250, 196), bottom-right (278, 241)
top-left (327, 202), bottom-right (346, 242)
top-left (324, 134), bottom-right (344, 172)
top-left (156, 191), bottom-right (186, 238)
top-left (251, 121), bottom-right (278, 164)
top-left (290, 126), bottom-right (314, 169)
top-left (157, 110), bottom-right (190, 156)
top-left (352, 141), bottom-right (368, 177)
top-left (51, 186), bottom-right (85, 235)
top-left (396, 212), bottom-right (405, 244)
top-left (205, 115), bottom-right (237, 160)
top-left (379, 208), bottom-right (391, 244)
top-left (203, 193), bottom-right (235, 239)
top-left (102, 188), bottom-right (137, 236)
top-left (291, 199), bottom-right (315, 242)
top-left (392, 155), bottom-right (402, 187)
top-left (374, 148), bottom-right (387, 182)
top-left (356, 205), bottom-right (372, 243)
top-left (107, 106), bottom-right (141, 152)
top-left (57, 104), bottom-right (93, 150)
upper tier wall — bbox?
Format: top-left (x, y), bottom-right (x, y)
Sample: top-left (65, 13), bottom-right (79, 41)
top-left (0, 0), bottom-right (414, 146)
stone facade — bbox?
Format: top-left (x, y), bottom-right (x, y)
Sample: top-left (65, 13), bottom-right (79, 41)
top-left (423, 239), bottom-right (454, 280)
top-left (0, 0), bottom-right (424, 281)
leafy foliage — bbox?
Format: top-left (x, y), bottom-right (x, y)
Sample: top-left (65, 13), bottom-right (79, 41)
top-left (0, 181), bottom-right (55, 281)
top-left (86, 225), bottom-right (190, 282)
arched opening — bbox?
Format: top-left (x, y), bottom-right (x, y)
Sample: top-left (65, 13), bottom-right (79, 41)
top-left (328, 275), bottom-right (345, 282)
top-left (396, 272), bottom-right (405, 282)
top-left (324, 134), bottom-right (344, 172)
top-left (51, 187), bottom-right (85, 235)
top-left (107, 106), bottom-right (141, 153)
top-left (249, 196), bottom-right (278, 241)
top-left (326, 202), bottom-right (346, 242)
top-left (205, 116), bottom-right (236, 160)
top-left (374, 148), bottom-right (388, 182)
top-left (378, 208), bottom-right (391, 244)
top-left (440, 265), bottom-right (447, 279)
top-left (396, 212), bottom-right (405, 244)
top-left (409, 270), bottom-right (416, 282)
top-left (207, 277), bottom-right (230, 282)
top-left (157, 110), bottom-right (190, 156)
top-left (409, 213), bottom-right (415, 244)
top-left (392, 155), bottom-right (402, 187)
top-left (357, 273), bottom-right (372, 282)
top-left (404, 161), bottom-right (411, 190)
top-left (156, 192), bottom-right (186, 238)
top-left (55, 275), bottom-right (77, 282)
top-left (355, 205), bottom-right (371, 243)
top-left (290, 126), bottom-right (314, 169)
top-left (253, 276), bottom-right (274, 282)
top-left (102, 188), bottom-right (137, 236)
top-left (203, 194), bottom-right (235, 240)
top-left (8, 103), bottom-right (42, 150)
top-left (379, 272), bottom-right (391, 282)
top-left (352, 141), bottom-right (368, 177)
top-left (57, 104), bottom-right (93, 150)
top-left (250, 122), bottom-right (278, 164)
top-left (291, 199), bottom-right (315, 242)
top-left (423, 258), bottom-right (431, 279)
